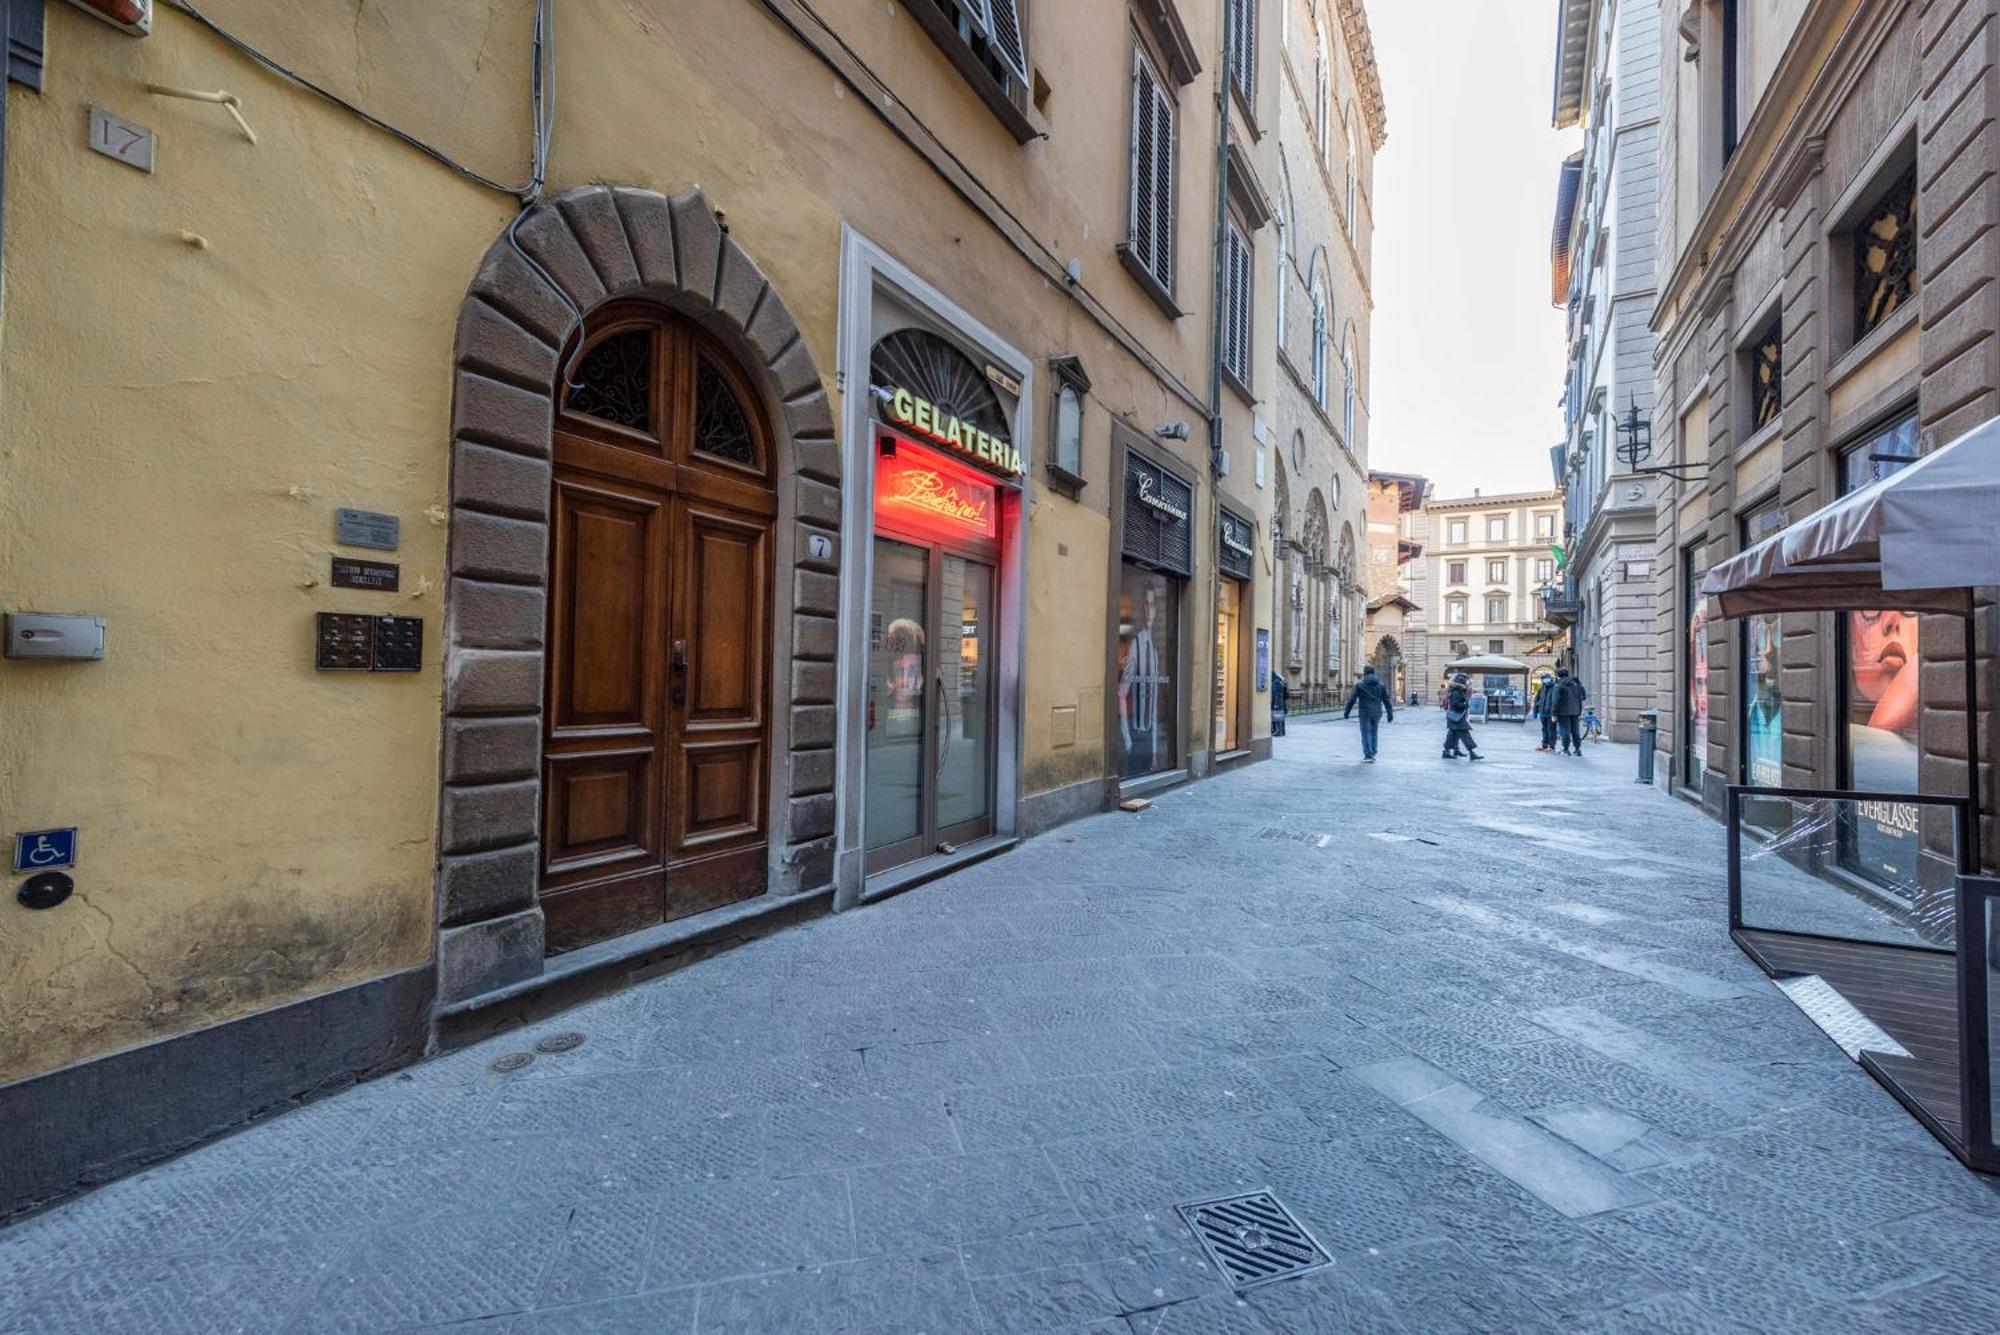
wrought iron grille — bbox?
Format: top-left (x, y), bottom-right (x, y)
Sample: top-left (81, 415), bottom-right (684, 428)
top-left (566, 328), bottom-right (652, 431)
top-left (692, 355), bottom-right (757, 467)
top-left (1750, 317), bottom-right (1783, 431)
top-left (1854, 164), bottom-right (1917, 341)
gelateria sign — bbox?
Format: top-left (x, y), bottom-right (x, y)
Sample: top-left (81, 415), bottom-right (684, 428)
top-left (882, 388), bottom-right (1022, 477)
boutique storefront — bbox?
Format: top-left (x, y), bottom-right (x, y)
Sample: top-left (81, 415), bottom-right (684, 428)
top-left (1113, 447), bottom-right (1196, 790)
top-left (1215, 508), bottom-right (1257, 755)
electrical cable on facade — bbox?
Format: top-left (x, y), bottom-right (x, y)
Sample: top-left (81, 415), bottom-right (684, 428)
top-left (160, 0), bottom-right (578, 326)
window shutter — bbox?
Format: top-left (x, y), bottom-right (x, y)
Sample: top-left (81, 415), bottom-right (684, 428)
top-left (1150, 80), bottom-right (1174, 289)
top-left (7, 0), bottom-right (46, 91)
top-left (985, 0), bottom-right (1028, 85)
top-left (1230, 0), bottom-right (1255, 101)
top-left (1224, 224), bottom-right (1250, 382)
top-left (1129, 55), bottom-right (1157, 277)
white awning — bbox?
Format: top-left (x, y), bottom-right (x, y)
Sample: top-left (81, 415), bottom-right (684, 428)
top-left (1445, 653), bottom-right (1529, 673)
top-left (1701, 413), bottom-right (2000, 618)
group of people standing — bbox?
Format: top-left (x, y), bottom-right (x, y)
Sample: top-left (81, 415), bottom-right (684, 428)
top-left (1331, 665), bottom-right (1596, 762)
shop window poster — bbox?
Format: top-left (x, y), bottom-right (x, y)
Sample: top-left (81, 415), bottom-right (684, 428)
top-left (1688, 601), bottom-right (1709, 784)
top-left (1843, 608), bottom-right (1922, 890)
top-left (1745, 614), bottom-right (1783, 787)
top-left (1116, 565), bottom-right (1179, 779)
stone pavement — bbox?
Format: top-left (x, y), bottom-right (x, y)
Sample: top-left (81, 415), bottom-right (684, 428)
top-left (5, 712), bottom-right (1999, 1333)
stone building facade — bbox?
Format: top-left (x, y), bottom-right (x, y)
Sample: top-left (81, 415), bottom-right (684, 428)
top-left (1361, 470), bottom-right (1426, 701)
top-left (1548, 0), bottom-right (1664, 742)
top-left (1410, 490), bottom-right (1567, 705)
top-left (1267, 0), bottom-right (1385, 713)
top-left (1645, 0), bottom-right (2000, 878)
top-left (0, 0), bottom-right (1372, 1216)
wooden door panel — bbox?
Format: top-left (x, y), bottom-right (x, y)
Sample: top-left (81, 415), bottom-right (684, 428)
top-left (674, 739), bottom-right (764, 849)
top-left (544, 749), bottom-right (657, 873)
top-left (679, 505), bottom-right (769, 730)
top-left (547, 480), bottom-right (664, 735)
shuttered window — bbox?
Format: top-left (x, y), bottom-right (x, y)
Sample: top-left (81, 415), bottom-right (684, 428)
top-left (1227, 0), bottom-right (1255, 103)
top-left (1223, 221), bottom-right (1252, 385)
top-left (1127, 50), bottom-right (1176, 294)
top-left (937, 0), bottom-right (1029, 86)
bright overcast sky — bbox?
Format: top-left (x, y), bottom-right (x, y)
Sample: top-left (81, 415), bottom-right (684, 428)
top-left (1367, 2), bottom-right (1581, 499)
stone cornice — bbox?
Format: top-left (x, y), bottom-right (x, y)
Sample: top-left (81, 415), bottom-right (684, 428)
top-left (1335, 0), bottom-right (1389, 149)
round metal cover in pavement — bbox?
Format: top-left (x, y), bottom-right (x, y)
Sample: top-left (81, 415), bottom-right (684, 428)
top-left (534, 1031), bottom-right (586, 1054)
top-left (490, 1052), bottom-right (535, 1073)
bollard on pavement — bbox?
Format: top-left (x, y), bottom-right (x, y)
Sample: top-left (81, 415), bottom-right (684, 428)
top-left (1636, 709), bottom-right (1659, 785)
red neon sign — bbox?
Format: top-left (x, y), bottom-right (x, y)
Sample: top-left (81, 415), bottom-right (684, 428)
top-left (875, 438), bottom-right (998, 540)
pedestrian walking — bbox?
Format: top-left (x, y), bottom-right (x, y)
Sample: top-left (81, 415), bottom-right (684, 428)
top-left (1271, 671), bottom-right (1288, 737)
top-left (1552, 667), bottom-right (1588, 756)
top-left (1342, 664), bottom-right (1395, 761)
top-left (1442, 673), bottom-right (1482, 761)
top-left (1532, 674), bottom-right (1559, 752)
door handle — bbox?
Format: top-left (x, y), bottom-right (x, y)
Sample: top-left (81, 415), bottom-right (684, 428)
top-left (935, 673), bottom-right (950, 775)
top-left (671, 639), bottom-right (687, 706)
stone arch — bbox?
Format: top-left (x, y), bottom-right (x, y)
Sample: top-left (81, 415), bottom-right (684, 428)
top-left (434, 185), bottom-right (837, 1005)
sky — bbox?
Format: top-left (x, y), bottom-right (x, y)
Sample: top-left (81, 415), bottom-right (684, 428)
top-left (1366, 2), bottom-right (1581, 500)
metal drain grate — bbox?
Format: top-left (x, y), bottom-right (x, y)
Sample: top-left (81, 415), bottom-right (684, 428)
top-left (1176, 1190), bottom-right (1332, 1290)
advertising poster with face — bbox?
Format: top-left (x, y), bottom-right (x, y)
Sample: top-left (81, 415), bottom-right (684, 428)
top-left (1689, 601), bottom-right (1710, 782)
top-left (1745, 614), bottom-right (1783, 786)
top-left (1117, 565), bottom-right (1179, 779)
top-left (1843, 608), bottom-right (1921, 889)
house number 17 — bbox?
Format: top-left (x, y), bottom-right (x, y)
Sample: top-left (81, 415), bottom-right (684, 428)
top-left (89, 107), bottom-right (156, 173)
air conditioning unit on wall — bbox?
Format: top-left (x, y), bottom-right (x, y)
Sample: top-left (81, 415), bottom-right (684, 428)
top-left (63, 0), bottom-right (152, 36)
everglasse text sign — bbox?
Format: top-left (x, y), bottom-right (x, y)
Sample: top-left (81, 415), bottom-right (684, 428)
top-left (883, 388), bottom-right (1021, 476)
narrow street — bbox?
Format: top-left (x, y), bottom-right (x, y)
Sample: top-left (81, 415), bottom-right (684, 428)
top-left (2, 715), bottom-right (1994, 1334)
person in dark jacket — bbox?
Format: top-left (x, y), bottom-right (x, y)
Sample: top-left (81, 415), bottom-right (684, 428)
top-left (1442, 673), bottom-right (1482, 760)
top-left (1532, 675), bottom-right (1559, 752)
top-left (1552, 667), bottom-right (1589, 756)
top-left (1270, 672), bottom-right (1289, 737)
top-left (1342, 664), bottom-right (1395, 761)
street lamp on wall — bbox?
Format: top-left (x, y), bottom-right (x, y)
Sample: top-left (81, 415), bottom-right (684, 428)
top-left (1614, 395), bottom-right (1709, 482)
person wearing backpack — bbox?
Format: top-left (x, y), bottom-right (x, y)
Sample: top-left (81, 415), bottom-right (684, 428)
top-left (1342, 664), bottom-right (1395, 762)
top-left (1442, 673), bottom-right (1482, 761)
top-left (1552, 667), bottom-right (1589, 756)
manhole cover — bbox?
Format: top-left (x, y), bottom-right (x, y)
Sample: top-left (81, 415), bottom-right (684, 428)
top-left (1176, 1190), bottom-right (1332, 1290)
top-left (534, 1031), bottom-right (586, 1054)
top-left (490, 1052), bottom-right (535, 1073)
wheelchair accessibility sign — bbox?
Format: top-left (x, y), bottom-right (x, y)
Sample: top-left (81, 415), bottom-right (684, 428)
top-left (13, 829), bottom-right (77, 874)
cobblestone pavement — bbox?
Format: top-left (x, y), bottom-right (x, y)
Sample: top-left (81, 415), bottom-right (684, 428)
top-left (5, 713), bottom-right (1999, 1333)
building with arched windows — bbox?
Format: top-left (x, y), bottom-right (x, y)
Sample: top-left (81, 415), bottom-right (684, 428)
top-left (1269, 0), bottom-right (1384, 711)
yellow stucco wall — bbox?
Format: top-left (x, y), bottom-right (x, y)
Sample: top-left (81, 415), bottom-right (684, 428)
top-left (2, 0), bottom-right (1272, 1082)
top-left (0, 3), bottom-right (548, 1082)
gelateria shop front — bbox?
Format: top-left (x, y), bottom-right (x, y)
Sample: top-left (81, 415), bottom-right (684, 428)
top-left (863, 330), bottom-right (1024, 878)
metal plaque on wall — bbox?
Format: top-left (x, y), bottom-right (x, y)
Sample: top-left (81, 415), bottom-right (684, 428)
top-left (335, 508), bottom-right (400, 551)
top-left (331, 557), bottom-right (400, 591)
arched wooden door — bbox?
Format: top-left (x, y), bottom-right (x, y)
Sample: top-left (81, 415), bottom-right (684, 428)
top-left (541, 305), bottom-right (776, 952)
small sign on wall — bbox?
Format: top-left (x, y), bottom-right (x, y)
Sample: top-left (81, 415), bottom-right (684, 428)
top-left (1256, 629), bottom-right (1271, 692)
top-left (331, 557), bottom-right (400, 591)
top-left (13, 828), bottom-right (77, 874)
top-left (88, 107), bottom-right (155, 173)
top-left (335, 509), bottom-right (400, 551)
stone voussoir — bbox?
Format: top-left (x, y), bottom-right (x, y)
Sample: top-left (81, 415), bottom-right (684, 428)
top-left (556, 187), bottom-right (642, 297)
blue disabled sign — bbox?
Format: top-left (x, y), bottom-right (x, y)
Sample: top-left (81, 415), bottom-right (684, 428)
top-left (13, 828), bottom-right (76, 873)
